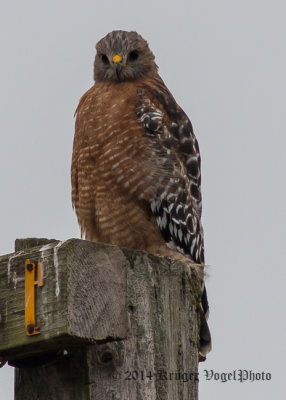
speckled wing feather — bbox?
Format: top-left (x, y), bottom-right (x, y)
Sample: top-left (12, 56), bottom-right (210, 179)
top-left (136, 81), bottom-right (204, 265)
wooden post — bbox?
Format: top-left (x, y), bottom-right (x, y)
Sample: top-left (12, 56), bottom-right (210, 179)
top-left (0, 238), bottom-right (201, 399)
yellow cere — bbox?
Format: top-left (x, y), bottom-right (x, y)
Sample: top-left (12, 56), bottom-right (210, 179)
top-left (112, 54), bottom-right (123, 63)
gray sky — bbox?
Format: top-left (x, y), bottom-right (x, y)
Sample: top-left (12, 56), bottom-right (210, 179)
top-left (0, 0), bottom-right (285, 398)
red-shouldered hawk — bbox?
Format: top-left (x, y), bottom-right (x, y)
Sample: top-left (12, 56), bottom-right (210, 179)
top-left (71, 30), bottom-right (211, 359)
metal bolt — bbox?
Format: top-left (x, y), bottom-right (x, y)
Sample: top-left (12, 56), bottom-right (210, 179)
top-left (27, 324), bottom-right (35, 334)
top-left (26, 263), bottom-right (33, 272)
top-left (100, 351), bottom-right (114, 364)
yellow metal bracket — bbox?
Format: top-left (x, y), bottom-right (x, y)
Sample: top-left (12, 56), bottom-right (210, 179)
top-left (25, 259), bottom-right (44, 336)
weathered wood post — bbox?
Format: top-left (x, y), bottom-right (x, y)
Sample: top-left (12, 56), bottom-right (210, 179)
top-left (0, 238), bottom-right (201, 399)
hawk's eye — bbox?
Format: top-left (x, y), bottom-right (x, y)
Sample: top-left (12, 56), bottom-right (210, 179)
top-left (128, 50), bottom-right (139, 62)
top-left (101, 54), bottom-right (109, 64)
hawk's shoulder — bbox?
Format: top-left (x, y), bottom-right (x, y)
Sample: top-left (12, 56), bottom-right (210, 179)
top-left (134, 78), bottom-right (204, 263)
top-left (136, 79), bottom-right (202, 217)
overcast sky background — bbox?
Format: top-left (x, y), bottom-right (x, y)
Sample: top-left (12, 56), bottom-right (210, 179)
top-left (0, 1), bottom-right (285, 399)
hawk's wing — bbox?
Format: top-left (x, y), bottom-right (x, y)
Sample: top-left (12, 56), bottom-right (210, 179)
top-left (136, 82), bottom-right (212, 358)
top-left (136, 82), bottom-right (204, 265)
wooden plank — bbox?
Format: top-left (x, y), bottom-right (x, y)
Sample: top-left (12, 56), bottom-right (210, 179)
top-left (0, 239), bottom-right (127, 361)
top-left (0, 238), bottom-right (200, 399)
top-left (86, 250), bottom-right (201, 400)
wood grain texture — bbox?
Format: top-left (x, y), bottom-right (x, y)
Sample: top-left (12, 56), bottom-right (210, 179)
top-left (0, 239), bottom-right (127, 361)
top-left (86, 250), bottom-right (200, 400)
top-left (0, 238), bottom-right (200, 399)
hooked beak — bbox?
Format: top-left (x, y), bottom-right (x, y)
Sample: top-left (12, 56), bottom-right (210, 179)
top-left (112, 54), bottom-right (123, 79)
top-left (114, 62), bottom-right (122, 79)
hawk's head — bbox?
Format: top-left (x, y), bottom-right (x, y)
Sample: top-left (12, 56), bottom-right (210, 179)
top-left (94, 30), bottom-right (158, 82)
